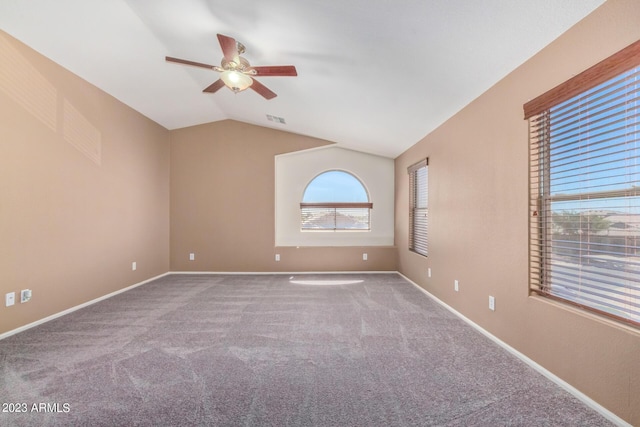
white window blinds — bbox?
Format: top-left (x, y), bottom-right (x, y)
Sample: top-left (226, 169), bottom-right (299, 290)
top-left (300, 202), bottom-right (373, 230)
top-left (527, 40), bottom-right (640, 326)
top-left (409, 159), bottom-right (428, 256)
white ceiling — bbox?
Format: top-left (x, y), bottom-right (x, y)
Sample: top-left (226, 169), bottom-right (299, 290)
top-left (0, 0), bottom-right (605, 158)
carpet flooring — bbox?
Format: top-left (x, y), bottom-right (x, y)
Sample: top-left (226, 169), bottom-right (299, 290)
top-left (0, 273), bottom-right (613, 426)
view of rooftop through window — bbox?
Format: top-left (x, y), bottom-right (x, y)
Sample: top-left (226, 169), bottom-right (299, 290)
top-left (301, 170), bottom-right (371, 231)
top-left (533, 63), bottom-right (640, 325)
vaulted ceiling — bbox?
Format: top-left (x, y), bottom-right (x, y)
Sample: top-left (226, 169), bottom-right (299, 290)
top-left (0, 0), bottom-right (605, 158)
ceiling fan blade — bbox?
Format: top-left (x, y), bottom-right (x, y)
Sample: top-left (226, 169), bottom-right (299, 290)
top-left (166, 56), bottom-right (215, 70)
top-left (217, 34), bottom-right (239, 65)
top-left (203, 79), bottom-right (225, 93)
top-left (251, 65), bottom-right (298, 77)
top-left (250, 78), bottom-right (277, 100)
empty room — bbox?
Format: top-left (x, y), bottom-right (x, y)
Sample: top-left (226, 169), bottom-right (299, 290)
top-left (1, 1), bottom-right (638, 425)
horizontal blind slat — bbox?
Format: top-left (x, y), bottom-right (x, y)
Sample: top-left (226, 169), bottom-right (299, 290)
top-left (301, 207), bottom-right (370, 230)
top-left (409, 161), bottom-right (428, 256)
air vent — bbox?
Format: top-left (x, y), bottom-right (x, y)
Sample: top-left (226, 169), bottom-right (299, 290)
top-left (266, 114), bottom-right (286, 124)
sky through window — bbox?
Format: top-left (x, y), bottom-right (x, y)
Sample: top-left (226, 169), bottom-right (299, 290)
top-left (302, 170), bottom-right (368, 203)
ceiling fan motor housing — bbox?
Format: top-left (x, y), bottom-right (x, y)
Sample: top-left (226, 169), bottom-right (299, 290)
top-left (221, 57), bottom-right (253, 73)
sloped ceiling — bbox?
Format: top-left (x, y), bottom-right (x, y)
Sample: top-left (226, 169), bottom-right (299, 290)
top-left (0, 0), bottom-right (605, 158)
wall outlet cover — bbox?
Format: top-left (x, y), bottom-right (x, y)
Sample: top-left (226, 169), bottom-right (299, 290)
top-left (5, 292), bottom-right (15, 307)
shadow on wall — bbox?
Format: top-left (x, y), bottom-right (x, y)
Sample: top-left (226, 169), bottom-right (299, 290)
top-left (0, 32), bottom-right (101, 165)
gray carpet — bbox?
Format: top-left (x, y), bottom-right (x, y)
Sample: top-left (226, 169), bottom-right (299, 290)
top-left (0, 273), bottom-right (613, 426)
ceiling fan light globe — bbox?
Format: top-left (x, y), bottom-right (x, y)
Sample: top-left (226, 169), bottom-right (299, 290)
top-left (220, 70), bottom-right (253, 92)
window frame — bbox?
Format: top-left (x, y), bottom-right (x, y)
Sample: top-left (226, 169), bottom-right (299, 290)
top-left (526, 40), bottom-right (640, 327)
top-left (408, 159), bottom-right (428, 257)
top-left (299, 170), bottom-right (373, 231)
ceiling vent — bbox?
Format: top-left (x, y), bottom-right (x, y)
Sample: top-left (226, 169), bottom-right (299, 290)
top-left (267, 114), bottom-right (286, 124)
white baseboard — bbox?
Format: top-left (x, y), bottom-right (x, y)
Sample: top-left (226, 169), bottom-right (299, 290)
top-left (169, 270), bottom-right (395, 275)
top-left (0, 272), bottom-right (171, 341)
top-left (397, 272), bottom-right (631, 427)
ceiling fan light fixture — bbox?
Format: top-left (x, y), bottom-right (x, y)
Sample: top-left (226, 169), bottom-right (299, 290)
top-left (220, 70), bottom-right (253, 93)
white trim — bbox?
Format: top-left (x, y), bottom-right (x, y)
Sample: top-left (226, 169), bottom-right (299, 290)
top-left (169, 270), bottom-right (394, 275)
top-left (0, 272), bottom-right (170, 341)
top-left (397, 272), bottom-right (631, 427)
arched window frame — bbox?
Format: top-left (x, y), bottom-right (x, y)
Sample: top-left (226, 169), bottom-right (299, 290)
top-left (300, 170), bottom-right (373, 231)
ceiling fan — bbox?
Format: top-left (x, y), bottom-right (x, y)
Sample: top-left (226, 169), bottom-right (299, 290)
top-left (166, 34), bottom-right (297, 100)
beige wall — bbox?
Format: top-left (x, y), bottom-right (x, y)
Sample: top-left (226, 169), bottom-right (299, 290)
top-left (170, 120), bottom-right (397, 272)
top-left (0, 31), bottom-right (170, 335)
top-left (395, 1), bottom-right (640, 424)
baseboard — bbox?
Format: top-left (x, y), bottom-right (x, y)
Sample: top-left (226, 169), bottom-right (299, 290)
top-left (397, 272), bottom-right (631, 427)
top-left (0, 272), bottom-right (171, 341)
top-left (168, 270), bottom-right (396, 275)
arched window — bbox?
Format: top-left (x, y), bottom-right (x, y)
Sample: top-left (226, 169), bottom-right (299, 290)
top-left (300, 170), bottom-right (372, 230)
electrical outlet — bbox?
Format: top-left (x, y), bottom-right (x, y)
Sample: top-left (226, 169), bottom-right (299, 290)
top-left (362, 253), bottom-right (368, 261)
top-left (489, 296), bottom-right (495, 311)
top-left (275, 254), bottom-right (280, 262)
top-left (5, 292), bottom-right (15, 307)
top-left (189, 253), bottom-right (195, 261)
top-left (132, 261), bottom-right (137, 271)
top-left (428, 268), bottom-right (431, 278)
top-left (21, 289), bottom-right (32, 303)
top-left (454, 280), bottom-right (459, 292)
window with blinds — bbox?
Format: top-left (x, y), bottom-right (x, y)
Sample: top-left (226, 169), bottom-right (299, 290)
top-left (300, 170), bottom-right (372, 231)
top-left (525, 40), bottom-right (640, 327)
top-left (409, 159), bottom-right (428, 256)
